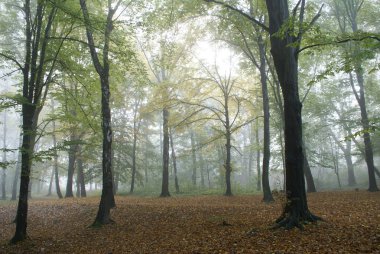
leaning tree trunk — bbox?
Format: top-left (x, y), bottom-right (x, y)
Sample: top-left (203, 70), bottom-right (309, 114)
top-left (303, 141), bottom-right (316, 192)
top-left (160, 108), bottom-right (170, 197)
top-left (265, 0), bottom-right (320, 229)
top-left (350, 71), bottom-right (378, 192)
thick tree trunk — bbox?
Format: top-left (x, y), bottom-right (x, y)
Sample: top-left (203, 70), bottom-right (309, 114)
top-left (169, 129), bottom-right (180, 194)
top-left (160, 108), bottom-right (170, 197)
top-left (11, 104), bottom-right (36, 243)
top-left (265, 0), bottom-right (319, 229)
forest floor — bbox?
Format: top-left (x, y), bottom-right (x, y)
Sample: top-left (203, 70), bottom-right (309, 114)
top-left (1, 190), bottom-right (380, 253)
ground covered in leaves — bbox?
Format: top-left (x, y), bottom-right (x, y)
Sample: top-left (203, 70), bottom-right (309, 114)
top-left (1, 191), bottom-right (380, 253)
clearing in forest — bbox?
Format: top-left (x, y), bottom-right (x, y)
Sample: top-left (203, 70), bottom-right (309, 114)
top-left (0, 191), bottom-right (379, 253)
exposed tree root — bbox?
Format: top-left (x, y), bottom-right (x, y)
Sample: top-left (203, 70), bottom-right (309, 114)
top-left (273, 210), bottom-right (322, 230)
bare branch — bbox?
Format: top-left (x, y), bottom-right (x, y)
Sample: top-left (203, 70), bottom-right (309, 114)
top-left (203, 0), bottom-right (269, 32)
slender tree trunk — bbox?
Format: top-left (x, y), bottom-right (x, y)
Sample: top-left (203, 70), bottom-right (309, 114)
top-left (258, 37), bottom-right (273, 202)
top-left (169, 129), bottom-right (180, 194)
top-left (198, 148), bottom-right (205, 188)
top-left (190, 131), bottom-right (197, 186)
top-left (77, 156), bottom-right (86, 197)
top-left (65, 134), bottom-right (77, 198)
top-left (349, 71), bottom-right (378, 191)
top-left (265, 1), bottom-right (320, 228)
top-left (2, 111), bottom-right (7, 200)
top-left (344, 139), bottom-right (356, 186)
top-left (47, 166), bottom-right (54, 196)
top-left (130, 124), bottom-right (138, 194)
top-left (79, 0), bottom-right (116, 225)
top-left (255, 122), bottom-right (261, 191)
top-left (303, 141), bottom-right (316, 192)
top-left (160, 108), bottom-right (170, 197)
top-left (52, 123), bottom-right (62, 199)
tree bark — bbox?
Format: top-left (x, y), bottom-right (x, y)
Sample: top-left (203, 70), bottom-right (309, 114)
top-left (65, 134), bottom-right (77, 198)
top-left (169, 129), bottom-right (180, 194)
top-left (265, 0), bottom-right (320, 229)
top-left (258, 35), bottom-right (273, 202)
top-left (190, 131), bottom-right (197, 186)
top-left (160, 108), bottom-right (170, 197)
top-left (12, 1), bottom-right (58, 242)
top-left (11, 134), bottom-right (22, 201)
top-left (79, 0), bottom-right (116, 225)
top-left (77, 155), bottom-right (86, 197)
top-left (1, 111), bottom-right (7, 200)
top-left (255, 122), bottom-right (261, 191)
top-left (303, 142), bottom-right (316, 192)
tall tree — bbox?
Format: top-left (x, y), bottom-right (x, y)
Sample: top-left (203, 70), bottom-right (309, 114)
top-left (1, 110), bottom-right (7, 200)
top-left (1, 0), bottom-right (66, 242)
top-left (265, 0), bottom-right (321, 227)
top-left (332, 0), bottom-right (378, 191)
top-left (79, 0), bottom-right (121, 225)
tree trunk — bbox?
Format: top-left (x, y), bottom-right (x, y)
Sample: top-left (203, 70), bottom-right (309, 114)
top-left (77, 156), bottom-right (86, 197)
top-left (12, 104), bottom-right (36, 243)
top-left (2, 111), bottom-right (7, 200)
top-left (65, 134), bottom-right (77, 198)
top-left (160, 108), bottom-right (170, 197)
top-left (265, 0), bottom-right (319, 229)
top-left (303, 142), bottom-right (316, 192)
top-left (258, 36), bottom-right (273, 202)
top-left (350, 71), bottom-right (378, 191)
top-left (344, 139), bottom-right (356, 186)
top-left (79, 0), bottom-right (116, 225)
top-left (199, 147), bottom-right (205, 188)
top-left (130, 124), bottom-right (138, 194)
top-left (169, 129), bottom-right (180, 194)
top-left (190, 131), bottom-right (197, 186)
top-left (11, 134), bottom-right (22, 201)
top-left (47, 166), bottom-right (54, 196)
top-left (255, 122), bottom-right (261, 191)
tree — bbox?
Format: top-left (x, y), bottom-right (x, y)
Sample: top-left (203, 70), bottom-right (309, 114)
top-left (332, 0), bottom-right (378, 192)
top-left (1, 0), bottom-right (66, 243)
top-left (79, 0), bottom-right (122, 225)
top-left (1, 110), bottom-right (7, 200)
top-left (264, 0), bottom-right (321, 227)
top-left (203, 0), bottom-right (321, 227)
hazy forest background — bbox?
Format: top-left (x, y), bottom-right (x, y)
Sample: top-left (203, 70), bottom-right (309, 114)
top-left (0, 0), bottom-right (379, 252)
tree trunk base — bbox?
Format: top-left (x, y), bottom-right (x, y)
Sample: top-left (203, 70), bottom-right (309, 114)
top-left (91, 218), bottom-right (115, 228)
top-left (273, 209), bottom-right (321, 230)
top-left (368, 186), bottom-right (379, 192)
top-left (160, 193), bottom-right (171, 197)
top-left (10, 232), bottom-right (28, 245)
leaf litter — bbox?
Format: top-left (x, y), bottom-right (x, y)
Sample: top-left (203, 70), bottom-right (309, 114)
top-left (0, 191), bottom-right (379, 253)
